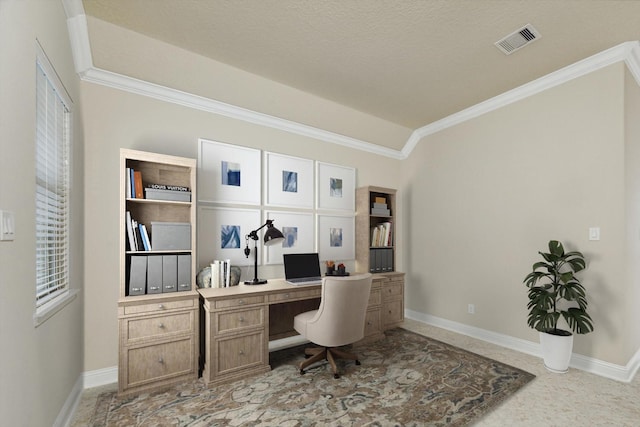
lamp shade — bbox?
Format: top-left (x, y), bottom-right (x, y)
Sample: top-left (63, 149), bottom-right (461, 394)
top-left (264, 224), bottom-right (284, 246)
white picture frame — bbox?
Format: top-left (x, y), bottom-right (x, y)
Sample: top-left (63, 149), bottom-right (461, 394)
top-left (198, 138), bottom-right (261, 205)
top-left (264, 151), bottom-right (314, 208)
top-left (198, 206), bottom-right (261, 266)
top-left (316, 161), bottom-right (356, 211)
top-left (263, 211), bottom-right (315, 265)
top-left (317, 214), bottom-right (355, 262)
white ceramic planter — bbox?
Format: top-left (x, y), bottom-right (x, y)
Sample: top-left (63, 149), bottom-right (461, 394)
top-left (539, 331), bottom-right (574, 373)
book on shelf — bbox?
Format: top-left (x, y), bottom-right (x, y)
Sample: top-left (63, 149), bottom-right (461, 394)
top-left (133, 171), bottom-right (144, 199)
top-left (139, 223), bottom-right (151, 251)
top-left (146, 183), bottom-right (190, 192)
top-left (126, 211), bottom-right (137, 251)
top-left (211, 259), bottom-right (232, 288)
top-left (370, 222), bottom-right (392, 247)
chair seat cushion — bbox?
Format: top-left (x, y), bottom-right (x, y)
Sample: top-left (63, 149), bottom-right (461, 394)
top-left (294, 310), bottom-right (318, 336)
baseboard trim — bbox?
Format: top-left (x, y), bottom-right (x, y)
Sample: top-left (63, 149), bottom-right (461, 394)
top-left (83, 365), bottom-right (118, 389)
top-left (54, 375), bottom-right (83, 427)
top-left (405, 309), bottom-right (638, 383)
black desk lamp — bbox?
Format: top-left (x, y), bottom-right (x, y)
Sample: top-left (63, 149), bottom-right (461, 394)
top-left (243, 219), bottom-right (284, 285)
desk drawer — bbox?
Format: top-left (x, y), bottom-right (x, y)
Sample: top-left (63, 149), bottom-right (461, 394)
top-left (382, 282), bottom-right (403, 300)
top-left (124, 311), bottom-right (194, 343)
top-left (125, 337), bottom-right (194, 387)
top-left (267, 288), bottom-right (321, 303)
top-left (215, 331), bottom-right (265, 374)
top-left (123, 299), bottom-right (195, 315)
top-left (214, 295), bottom-right (264, 309)
top-left (364, 307), bottom-right (382, 337)
top-left (367, 287), bottom-right (381, 306)
top-left (383, 299), bottom-right (404, 326)
top-left (216, 307), bottom-right (265, 334)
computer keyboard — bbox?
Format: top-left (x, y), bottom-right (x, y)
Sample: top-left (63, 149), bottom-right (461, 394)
top-left (286, 277), bottom-right (322, 286)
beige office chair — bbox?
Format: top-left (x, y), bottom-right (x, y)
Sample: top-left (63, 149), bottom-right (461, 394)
top-left (293, 273), bottom-right (373, 378)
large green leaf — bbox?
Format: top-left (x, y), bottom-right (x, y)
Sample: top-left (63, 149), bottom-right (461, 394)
top-left (549, 240), bottom-right (565, 257)
top-left (562, 308), bottom-right (594, 334)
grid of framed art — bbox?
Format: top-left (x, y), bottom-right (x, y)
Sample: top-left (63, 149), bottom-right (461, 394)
top-left (198, 138), bottom-right (355, 265)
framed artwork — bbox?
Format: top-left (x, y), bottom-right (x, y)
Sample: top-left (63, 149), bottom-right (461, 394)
top-left (198, 138), bottom-right (261, 205)
top-left (317, 214), bottom-right (355, 261)
top-left (264, 151), bottom-right (314, 208)
top-left (263, 211), bottom-right (315, 264)
top-left (316, 162), bottom-right (356, 211)
top-left (198, 206), bottom-right (261, 266)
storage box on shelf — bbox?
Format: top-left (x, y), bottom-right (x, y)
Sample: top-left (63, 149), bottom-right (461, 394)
top-left (119, 149), bottom-right (198, 396)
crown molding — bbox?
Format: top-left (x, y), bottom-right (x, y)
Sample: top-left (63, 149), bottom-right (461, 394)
top-left (64, 2), bottom-right (639, 161)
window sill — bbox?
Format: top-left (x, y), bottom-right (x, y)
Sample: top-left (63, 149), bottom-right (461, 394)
top-left (33, 289), bottom-right (80, 327)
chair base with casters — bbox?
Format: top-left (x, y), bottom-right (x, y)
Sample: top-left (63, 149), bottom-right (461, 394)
top-left (299, 345), bottom-right (361, 379)
top-left (293, 273), bottom-right (373, 379)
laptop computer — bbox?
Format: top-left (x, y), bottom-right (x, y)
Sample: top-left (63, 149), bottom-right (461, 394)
top-left (283, 253), bottom-right (323, 286)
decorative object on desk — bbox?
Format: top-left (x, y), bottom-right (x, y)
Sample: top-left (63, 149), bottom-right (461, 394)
top-left (523, 240), bottom-right (593, 373)
top-left (88, 328), bottom-right (535, 426)
top-left (196, 266), bottom-right (212, 288)
top-left (243, 219), bottom-right (285, 285)
top-left (229, 265), bottom-right (241, 286)
top-left (337, 263), bottom-right (346, 275)
top-left (325, 260), bottom-right (335, 275)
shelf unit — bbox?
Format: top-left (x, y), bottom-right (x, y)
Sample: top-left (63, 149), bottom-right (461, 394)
top-left (355, 185), bottom-right (405, 331)
top-left (355, 186), bottom-right (397, 274)
top-left (118, 149), bottom-right (199, 396)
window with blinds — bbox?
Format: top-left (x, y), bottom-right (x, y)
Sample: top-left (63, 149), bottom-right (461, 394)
top-left (35, 46), bottom-right (72, 310)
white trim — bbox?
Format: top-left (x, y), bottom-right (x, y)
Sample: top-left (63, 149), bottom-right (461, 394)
top-left (405, 309), bottom-right (639, 383)
top-left (53, 375), bottom-right (83, 427)
top-left (62, 1), bottom-right (640, 160)
top-left (33, 289), bottom-right (79, 327)
top-left (404, 41), bottom-right (640, 157)
top-left (83, 366), bottom-right (118, 389)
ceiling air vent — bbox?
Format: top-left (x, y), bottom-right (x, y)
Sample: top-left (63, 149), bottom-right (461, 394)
top-left (495, 24), bottom-right (541, 55)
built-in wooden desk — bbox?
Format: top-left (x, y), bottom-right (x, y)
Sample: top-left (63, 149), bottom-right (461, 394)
top-left (197, 273), bottom-right (404, 386)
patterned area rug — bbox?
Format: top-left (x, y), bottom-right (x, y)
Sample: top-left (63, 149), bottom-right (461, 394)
top-left (91, 328), bottom-right (534, 426)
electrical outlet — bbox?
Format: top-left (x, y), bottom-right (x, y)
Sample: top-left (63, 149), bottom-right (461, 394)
top-left (468, 304), bottom-right (475, 314)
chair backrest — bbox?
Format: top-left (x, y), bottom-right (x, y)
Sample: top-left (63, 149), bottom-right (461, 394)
top-left (304, 273), bottom-right (373, 347)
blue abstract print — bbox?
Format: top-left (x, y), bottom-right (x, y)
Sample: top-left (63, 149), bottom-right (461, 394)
top-left (330, 178), bottom-right (343, 197)
top-left (282, 170), bottom-right (298, 193)
top-left (282, 226), bottom-right (298, 248)
top-left (221, 161), bottom-right (241, 186)
top-left (221, 225), bottom-right (241, 249)
top-left (330, 227), bottom-right (343, 247)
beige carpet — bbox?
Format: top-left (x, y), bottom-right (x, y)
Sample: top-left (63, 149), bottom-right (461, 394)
top-left (90, 328), bottom-right (534, 426)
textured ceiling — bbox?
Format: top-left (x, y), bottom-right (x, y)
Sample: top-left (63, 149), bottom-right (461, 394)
top-left (82, 0), bottom-right (640, 129)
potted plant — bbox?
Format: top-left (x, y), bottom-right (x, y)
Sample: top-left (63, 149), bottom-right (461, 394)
top-left (523, 240), bottom-right (594, 372)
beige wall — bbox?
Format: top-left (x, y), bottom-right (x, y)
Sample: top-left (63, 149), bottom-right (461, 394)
top-left (402, 63), bottom-right (635, 365)
top-left (81, 82), bottom-right (404, 371)
top-left (0, 1), bottom-right (84, 425)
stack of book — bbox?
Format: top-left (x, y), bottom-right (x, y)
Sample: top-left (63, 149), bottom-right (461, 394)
top-left (211, 259), bottom-right (232, 288)
top-left (126, 167), bottom-right (145, 199)
top-left (371, 196), bottom-right (390, 216)
top-left (371, 221), bottom-right (392, 247)
top-left (126, 211), bottom-right (151, 251)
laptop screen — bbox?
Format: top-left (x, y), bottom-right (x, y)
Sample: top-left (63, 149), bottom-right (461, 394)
top-left (283, 253), bottom-right (322, 281)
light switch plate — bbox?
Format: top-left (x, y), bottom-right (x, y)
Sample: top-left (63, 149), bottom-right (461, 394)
top-left (589, 227), bottom-right (600, 241)
top-left (0, 210), bottom-right (15, 241)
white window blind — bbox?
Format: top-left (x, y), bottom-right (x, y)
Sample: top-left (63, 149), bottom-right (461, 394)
top-left (35, 49), bottom-right (72, 309)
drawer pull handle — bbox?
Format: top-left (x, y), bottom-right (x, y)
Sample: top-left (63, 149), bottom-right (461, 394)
top-left (158, 323), bottom-right (165, 329)
top-left (238, 299), bottom-right (244, 305)
top-left (158, 304), bottom-right (165, 310)
top-left (158, 357), bottom-right (164, 364)
top-left (239, 317), bottom-right (245, 323)
top-left (132, 287), bottom-right (142, 292)
top-left (285, 293), bottom-right (290, 298)
top-left (239, 350), bottom-right (244, 356)
top-left (149, 286), bottom-right (160, 291)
